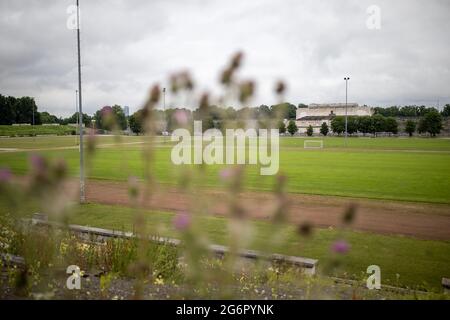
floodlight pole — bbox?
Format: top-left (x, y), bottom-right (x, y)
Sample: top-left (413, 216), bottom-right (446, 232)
top-left (163, 87), bottom-right (166, 141)
top-left (344, 77), bottom-right (350, 146)
top-left (75, 89), bottom-right (79, 145)
top-left (163, 87), bottom-right (166, 128)
top-left (163, 87), bottom-right (166, 112)
top-left (76, 0), bottom-right (85, 203)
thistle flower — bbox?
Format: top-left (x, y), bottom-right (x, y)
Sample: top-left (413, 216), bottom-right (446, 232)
top-left (220, 68), bottom-right (233, 85)
top-left (275, 81), bottom-right (286, 95)
top-left (29, 154), bottom-right (46, 173)
top-left (331, 240), bottom-right (350, 254)
top-left (230, 51), bottom-right (243, 70)
top-left (219, 168), bottom-right (234, 181)
top-left (100, 106), bottom-right (116, 130)
top-left (239, 80), bottom-right (255, 104)
top-left (174, 110), bottom-right (189, 125)
top-left (297, 222), bottom-right (313, 237)
top-left (180, 71), bottom-right (194, 91)
top-left (170, 74), bottom-right (179, 94)
top-left (87, 129), bottom-right (97, 154)
top-left (52, 158), bottom-right (67, 180)
top-left (173, 211), bottom-right (191, 231)
top-left (128, 175), bottom-right (139, 198)
top-left (199, 93), bottom-right (209, 111)
top-left (101, 106), bottom-right (113, 117)
top-left (342, 204), bottom-right (357, 225)
top-left (0, 167), bottom-right (12, 183)
top-left (149, 84), bottom-right (161, 104)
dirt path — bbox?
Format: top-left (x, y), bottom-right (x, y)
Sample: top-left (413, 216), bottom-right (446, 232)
top-left (83, 180), bottom-right (450, 241)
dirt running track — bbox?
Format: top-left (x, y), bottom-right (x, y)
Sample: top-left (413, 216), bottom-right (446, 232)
top-left (83, 180), bottom-right (450, 241)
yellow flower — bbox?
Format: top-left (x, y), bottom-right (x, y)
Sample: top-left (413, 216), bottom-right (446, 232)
top-left (59, 242), bottom-right (68, 255)
top-left (154, 276), bottom-right (164, 285)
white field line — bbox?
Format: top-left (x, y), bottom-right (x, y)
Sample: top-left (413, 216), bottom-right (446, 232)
top-left (1, 140), bottom-right (450, 154)
top-left (0, 141), bottom-right (149, 153)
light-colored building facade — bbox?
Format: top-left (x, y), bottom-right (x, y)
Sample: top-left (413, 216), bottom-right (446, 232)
top-left (122, 106), bottom-right (130, 118)
top-left (296, 103), bottom-right (373, 134)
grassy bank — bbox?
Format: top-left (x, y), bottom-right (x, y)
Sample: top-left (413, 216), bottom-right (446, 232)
top-left (60, 202), bottom-right (450, 291)
top-left (0, 125), bottom-right (76, 137)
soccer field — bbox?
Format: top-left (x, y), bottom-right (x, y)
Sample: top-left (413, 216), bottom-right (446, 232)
top-left (1, 135), bottom-right (450, 292)
top-left (1, 135), bottom-right (449, 203)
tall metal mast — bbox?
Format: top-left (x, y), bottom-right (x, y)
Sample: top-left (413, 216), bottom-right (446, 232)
top-left (76, 0), bottom-right (85, 202)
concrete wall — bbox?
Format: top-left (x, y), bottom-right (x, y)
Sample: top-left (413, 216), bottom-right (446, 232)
top-left (296, 104), bottom-right (373, 119)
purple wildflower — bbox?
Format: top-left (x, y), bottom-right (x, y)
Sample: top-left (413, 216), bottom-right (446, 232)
top-left (30, 154), bottom-right (45, 172)
top-left (331, 240), bottom-right (350, 254)
top-left (219, 168), bottom-right (234, 181)
top-left (101, 106), bottom-right (113, 117)
top-left (173, 212), bottom-right (191, 231)
top-left (0, 168), bottom-right (12, 182)
top-left (174, 110), bottom-right (188, 125)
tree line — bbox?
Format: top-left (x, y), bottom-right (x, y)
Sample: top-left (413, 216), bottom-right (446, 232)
top-left (373, 105), bottom-right (450, 118)
top-left (280, 110), bottom-right (444, 137)
top-left (327, 111), bottom-right (443, 137)
top-left (341, 111), bottom-right (441, 136)
top-left (128, 103), bottom-right (299, 134)
top-left (0, 94), bottom-right (129, 131)
top-left (1, 93), bottom-right (447, 137)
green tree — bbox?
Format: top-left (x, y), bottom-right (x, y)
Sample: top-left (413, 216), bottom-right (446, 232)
top-left (0, 94), bottom-right (15, 125)
top-left (441, 104), bottom-right (450, 117)
top-left (320, 122), bottom-right (329, 136)
top-left (257, 104), bottom-right (271, 118)
top-left (385, 117), bottom-right (398, 135)
top-left (405, 120), bottom-right (416, 137)
top-left (278, 120), bottom-right (286, 134)
top-left (14, 96), bottom-right (38, 124)
top-left (371, 114), bottom-right (386, 137)
top-left (129, 110), bottom-right (143, 134)
top-left (39, 111), bottom-right (59, 124)
top-left (306, 125), bottom-right (313, 136)
top-left (94, 105), bottom-right (127, 131)
top-left (347, 116), bottom-right (358, 134)
top-left (357, 116), bottom-right (372, 136)
top-left (62, 112), bottom-right (91, 127)
top-left (418, 110), bottom-right (443, 136)
top-left (287, 120), bottom-right (298, 136)
top-left (112, 105), bottom-right (127, 130)
top-left (331, 116), bottom-right (345, 135)
top-left (270, 103), bottom-right (297, 119)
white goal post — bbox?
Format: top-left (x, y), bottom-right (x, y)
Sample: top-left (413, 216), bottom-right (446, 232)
top-left (303, 140), bottom-right (324, 149)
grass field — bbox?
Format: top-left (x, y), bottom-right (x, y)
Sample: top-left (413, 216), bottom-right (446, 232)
top-left (1, 135), bottom-right (449, 203)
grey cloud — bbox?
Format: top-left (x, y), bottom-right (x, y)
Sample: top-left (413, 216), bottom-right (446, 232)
top-left (0, 0), bottom-right (449, 117)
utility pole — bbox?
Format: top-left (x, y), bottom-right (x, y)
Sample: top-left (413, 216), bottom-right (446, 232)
top-left (163, 87), bottom-right (167, 142)
top-left (75, 89), bottom-right (79, 145)
top-left (76, 0), bottom-right (85, 203)
top-left (344, 77), bottom-right (350, 146)
top-left (163, 87), bottom-right (166, 129)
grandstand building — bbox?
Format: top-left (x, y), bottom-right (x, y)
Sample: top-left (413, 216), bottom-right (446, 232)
top-left (296, 103), bottom-right (373, 133)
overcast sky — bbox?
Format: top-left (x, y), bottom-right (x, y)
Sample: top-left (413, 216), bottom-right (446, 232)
top-left (0, 0), bottom-right (449, 117)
